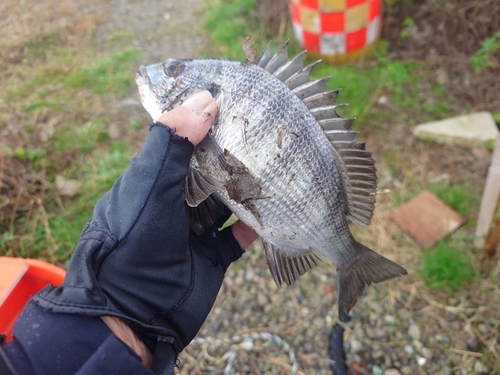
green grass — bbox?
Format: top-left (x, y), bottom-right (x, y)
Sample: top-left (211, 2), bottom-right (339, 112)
top-left (471, 31), bottom-right (500, 71)
top-left (418, 240), bottom-right (475, 292)
top-left (430, 183), bottom-right (481, 217)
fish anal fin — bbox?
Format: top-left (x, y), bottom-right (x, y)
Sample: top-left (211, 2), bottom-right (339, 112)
top-left (263, 240), bottom-right (324, 288)
top-left (337, 243), bottom-right (407, 322)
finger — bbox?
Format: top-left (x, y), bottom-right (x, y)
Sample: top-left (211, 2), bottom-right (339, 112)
top-left (156, 91), bottom-right (217, 146)
top-left (230, 220), bottom-right (259, 250)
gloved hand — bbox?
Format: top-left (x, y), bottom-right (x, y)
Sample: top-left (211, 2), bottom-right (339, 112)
top-left (33, 91), bottom-right (258, 373)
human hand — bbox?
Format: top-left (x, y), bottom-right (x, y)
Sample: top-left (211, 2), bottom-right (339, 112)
top-left (34, 91), bottom-right (258, 372)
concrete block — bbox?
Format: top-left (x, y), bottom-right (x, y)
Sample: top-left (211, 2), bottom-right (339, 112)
top-left (413, 111), bottom-right (498, 148)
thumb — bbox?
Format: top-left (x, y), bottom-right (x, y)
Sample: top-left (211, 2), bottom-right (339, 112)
top-left (156, 91), bottom-right (217, 146)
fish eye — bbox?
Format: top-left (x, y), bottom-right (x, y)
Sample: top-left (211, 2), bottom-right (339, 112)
top-left (163, 61), bottom-right (185, 78)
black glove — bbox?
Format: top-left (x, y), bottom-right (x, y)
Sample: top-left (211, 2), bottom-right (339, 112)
top-left (34, 124), bottom-right (243, 362)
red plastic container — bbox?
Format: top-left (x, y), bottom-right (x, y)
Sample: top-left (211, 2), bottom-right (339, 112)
top-left (0, 257), bottom-right (66, 341)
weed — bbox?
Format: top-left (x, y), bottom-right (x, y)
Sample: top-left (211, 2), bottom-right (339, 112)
top-left (418, 240), bottom-right (475, 292)
top-left (471, 31), bottom-right (500, 71)
top-left (400, 17), bottom-right (415, 40)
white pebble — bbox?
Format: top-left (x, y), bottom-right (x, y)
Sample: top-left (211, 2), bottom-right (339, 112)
top-left (417, 356), bottom-right (427, 366)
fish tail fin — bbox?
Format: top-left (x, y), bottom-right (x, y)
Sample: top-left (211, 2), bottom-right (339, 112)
top-left (337, 243), bottom-right (407, 322)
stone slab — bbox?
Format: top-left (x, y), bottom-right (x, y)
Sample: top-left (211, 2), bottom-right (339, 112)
top-left (391, 190), bottom-right (465, 247)
top-left (413, 111), bottom-right (498, 148)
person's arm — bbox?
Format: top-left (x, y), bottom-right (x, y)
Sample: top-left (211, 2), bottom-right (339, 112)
top-left (1, 91), bottom-right (257, 375)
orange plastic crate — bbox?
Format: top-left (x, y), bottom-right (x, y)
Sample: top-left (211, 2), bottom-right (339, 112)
top-left (0, 257), bottom-right (65, 341)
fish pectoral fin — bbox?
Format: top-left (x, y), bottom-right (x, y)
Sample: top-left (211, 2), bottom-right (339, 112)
top-left (263, 240), bottom-right (324, 288)
top-left (337, 242), bottom-right (407, 322)
top-left (188, 195), bottom-right (227, 235)
top-left (184, 166), bottom-right (221, 207)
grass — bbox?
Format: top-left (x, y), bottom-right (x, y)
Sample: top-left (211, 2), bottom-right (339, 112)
top-left (0, 2), bottom-right (141, 264)
top-left (431, 182), bottom-right (481, 217)
top-left (418, 240), bottom-right (475, 292)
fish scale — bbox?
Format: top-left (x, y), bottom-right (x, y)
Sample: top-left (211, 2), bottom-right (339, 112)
top-left (135, 42), bottom-right (407, 321)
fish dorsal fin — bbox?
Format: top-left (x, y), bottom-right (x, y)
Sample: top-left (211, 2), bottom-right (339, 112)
top-left (256, 41), bottom-right (272, 68)
top-left (330, 137), bottom-right (377, 227)
top-left (260, 42), bottom-right (376, 227)
top-left (263, 240), bottom-right (324, 288)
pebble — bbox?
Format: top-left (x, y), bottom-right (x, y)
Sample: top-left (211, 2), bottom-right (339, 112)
top-left (244, 269), bottom-right (254, 282)
top-left (473, 360), bottom-right (489, 373)
top-left (372, 350), bottom-right (384, 359)
top-left (384, 369), bottom-right (402, 375)
top-left (384, 315), bottom-right (396, 324)
top-left (256, 293), bottom-right (267, 306)
top-left (440, 366), bottom-right (452, 375)
top-left (350, 340), bottom-right (363, 353)
top-left (372, 365), bottom-right (383, 375)
top-left (477, 324), bottom-right (488, 335)
top-left (398, 308), bottom-right (411, 320)
top-left (413, 340), bottom-right (423, 351)
top-left (408, 324), bottom-right (421, 340)
top-left (401, 366), bottom-right (413, 375)
top-left (303, 342), bottom-right (313, 353)
top-left (417, 356), bottom-right (427, 366)
top-left (404, 345), bottom-right (414, 354)
top-left (422, 347), bottom-right (433, 359)
top-left (466, 337), bottom-right (483, 352)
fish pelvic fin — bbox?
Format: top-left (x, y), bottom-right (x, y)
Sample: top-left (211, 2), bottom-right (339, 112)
top-left (263, 240), bottom-right (324, 288)
top-left (337, 243), bottom-right (407, 322)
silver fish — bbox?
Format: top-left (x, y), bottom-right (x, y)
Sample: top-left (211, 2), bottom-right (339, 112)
top-left (136, 41), bottom-right (407, 321)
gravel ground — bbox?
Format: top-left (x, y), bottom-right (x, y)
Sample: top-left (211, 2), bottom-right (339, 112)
top-left (95, 2), bottom-right (500, 374)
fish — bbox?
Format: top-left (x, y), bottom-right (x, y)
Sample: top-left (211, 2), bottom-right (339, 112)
top-left (135, 41), bottom-right (407, 321)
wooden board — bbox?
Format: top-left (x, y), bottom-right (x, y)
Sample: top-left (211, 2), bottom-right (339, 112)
top-left (391, 190), bottom-right (465, 247)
